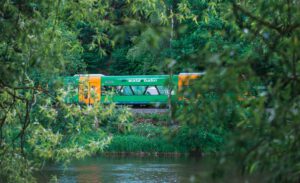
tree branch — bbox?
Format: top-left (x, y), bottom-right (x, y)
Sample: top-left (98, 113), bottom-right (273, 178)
top-left (232, 3), bottom-right (283, 34)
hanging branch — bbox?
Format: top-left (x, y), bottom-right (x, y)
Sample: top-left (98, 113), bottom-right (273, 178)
top-left (232, 2), bottom-right (300, 35)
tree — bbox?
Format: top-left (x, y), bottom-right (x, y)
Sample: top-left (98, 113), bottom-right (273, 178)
top-left (0, 1), bottom-right (118, 182)
top-left (0, 1), bottom-right (192, 182)
top-left (175, 0), bottom-right (300, 182)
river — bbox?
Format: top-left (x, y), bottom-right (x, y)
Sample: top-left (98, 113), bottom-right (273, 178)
top-left (36, 156), bottom-right (262, 183)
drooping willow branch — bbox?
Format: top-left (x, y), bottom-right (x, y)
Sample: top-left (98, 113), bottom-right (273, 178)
top-left (0, 81), bottom-right (59, 156)
top-left (232, 2), bottom-right (300, 35)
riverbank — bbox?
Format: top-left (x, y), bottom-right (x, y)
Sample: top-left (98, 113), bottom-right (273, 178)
top-left (101, 151), bottom-right (186, 157)
top-left (100, 113), bottom-right (189, 156)
top-left (100, 112), bottom-right (221, 157)
top-left (102, 122), bottom-right (190, 155)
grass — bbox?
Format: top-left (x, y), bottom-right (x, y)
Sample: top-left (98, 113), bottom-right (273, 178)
top-left (104, 135), bottom-right (185, 153)
top-left (103, 122), bottom-right (187, 154)
top-left (101, 112), bottom-right (223, 156)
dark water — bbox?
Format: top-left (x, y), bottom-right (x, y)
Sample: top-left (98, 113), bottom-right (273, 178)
top-left (36, 156), bottom-right (261, 183)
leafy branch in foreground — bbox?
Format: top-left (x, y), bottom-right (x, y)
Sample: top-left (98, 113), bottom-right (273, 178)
top-left (175, 1), bottom-right (300, 182)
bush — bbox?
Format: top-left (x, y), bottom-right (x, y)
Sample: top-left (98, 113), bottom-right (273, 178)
top-left (172, 125), bottom-right (224, 154)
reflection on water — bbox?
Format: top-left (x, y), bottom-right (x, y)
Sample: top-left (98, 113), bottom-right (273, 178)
top-left (36, 157), bottom-right (261, 183)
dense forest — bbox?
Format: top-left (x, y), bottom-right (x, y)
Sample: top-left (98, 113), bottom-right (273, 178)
top-left (1, 0), bottom-right (300, 182)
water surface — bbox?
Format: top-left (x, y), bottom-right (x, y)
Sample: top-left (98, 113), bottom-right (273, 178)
top-left (37, 156), bottom-right (260, 183)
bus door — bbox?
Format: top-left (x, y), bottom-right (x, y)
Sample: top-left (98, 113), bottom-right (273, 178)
top-left (79, 76), bottom-right (101, 104)
top-left (88, 76), bottom-right (101, 104)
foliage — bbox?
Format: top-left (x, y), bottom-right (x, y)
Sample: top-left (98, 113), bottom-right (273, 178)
top-left (225, 1), bottom-right (300, 182)
top-left (130, 123), bottom-right (166, 138)
top-left (27, 99), bottom-right (118, 162)
top-left (0, 154), bottom-right (36, 183)
top-left (172, 125), bottom-right (224, 154)
top-left (172, 0), bottom-right (300, 182)
top-left (105, 123), bottom-right (185, 153)
top-left (100, 106), bottom-right (133, 134)
top-left (105, 135), bottom-right (182, 153)
top-left (1, 0), bottom-right (300, 182)
top-left (1, 0), bottom-right (190, 181)
top-left (0, 0), bottom-right (128, 182)
top-left (134, 113), bottom-right (169, 124)
top-left (104, 121), bottom-right (222, 155)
